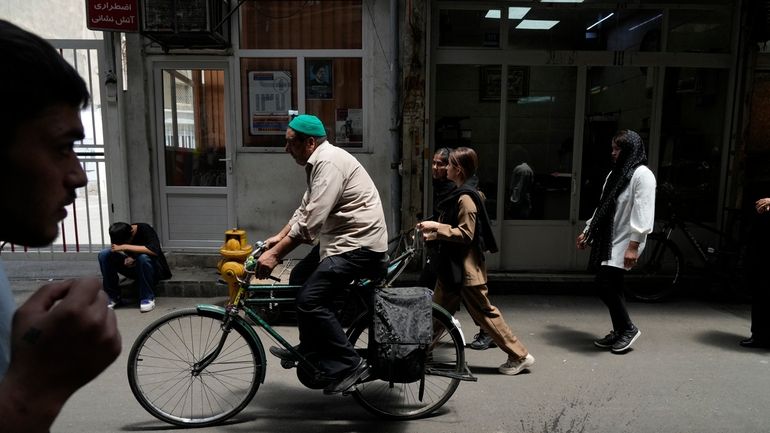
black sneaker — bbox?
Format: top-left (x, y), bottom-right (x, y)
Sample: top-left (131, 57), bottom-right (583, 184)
top-left (324, 358), bottom-right (370, 395)
top-left (593, 331), bottom-right (618, 349)
top-left (611, 328), bottom-right (641, 353)
top-left (468, 331), bottom-right (497, 350)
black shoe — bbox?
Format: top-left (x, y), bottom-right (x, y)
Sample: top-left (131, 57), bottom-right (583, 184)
top-left (739, 337), bottom-right (770, 348)
top-left (269, 345), bottom-right (300, 362)
top-left (468, 331), bottom-right (497, 350)
top-left (611, 327), bottom-right (641, 353)
top-left (594, 331), bottom-right (618, 349)
top-left (323, 358), bottom-right (370, 395)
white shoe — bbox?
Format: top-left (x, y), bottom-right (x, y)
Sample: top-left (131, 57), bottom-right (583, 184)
top-left (498, 353), bottom-right (535, 375)
top-left (140, 299), bottom-right (156, 313)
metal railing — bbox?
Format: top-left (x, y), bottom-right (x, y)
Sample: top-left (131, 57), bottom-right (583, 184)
top-left (3, 41), bottom-right (110, 257)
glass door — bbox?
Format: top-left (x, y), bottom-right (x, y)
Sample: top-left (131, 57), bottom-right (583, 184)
top-left (156, 65), bottom-right (233, 249)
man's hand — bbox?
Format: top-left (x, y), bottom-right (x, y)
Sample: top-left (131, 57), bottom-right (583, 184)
top-left (0, 278), bottom-right (121, 432)
top-left (256, 249), bottom-right (280, 280)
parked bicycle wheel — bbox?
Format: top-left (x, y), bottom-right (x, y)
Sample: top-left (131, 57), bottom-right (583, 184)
top-left (346, 305), bottom-right (463, 419)
top-left (127, 308), bottom-right (264, 427)
top-left (626, 233), bottom-right (683, 302)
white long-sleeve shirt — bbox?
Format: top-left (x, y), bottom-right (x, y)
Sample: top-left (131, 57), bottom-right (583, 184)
top-left (584, 165), bottom-right (657, 269)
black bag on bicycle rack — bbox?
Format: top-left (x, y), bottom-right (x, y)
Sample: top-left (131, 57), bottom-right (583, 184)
top-left (370, 286), bottom-right (432, 384)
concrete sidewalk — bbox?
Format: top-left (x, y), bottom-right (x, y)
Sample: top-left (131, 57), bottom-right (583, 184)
top-left (1, 253), bottom-right (596, 297)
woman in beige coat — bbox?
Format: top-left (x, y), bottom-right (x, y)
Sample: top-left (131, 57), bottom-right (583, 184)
top-left (417, 147), bottom-right (535, 375)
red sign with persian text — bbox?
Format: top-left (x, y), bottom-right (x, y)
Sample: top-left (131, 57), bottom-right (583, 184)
top-left (86, 0), bottom-right (139, 32)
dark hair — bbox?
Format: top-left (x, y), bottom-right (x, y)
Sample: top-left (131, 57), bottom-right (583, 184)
top-left (0, 20), bottom-right (90, 148)
top-left (109, 222), bottom-right (132, 245)
top-left (612, 129), bottom-right (647, 167)
top-left (449, 147), bottom-right (478, 180)
top-left (434, 147), bottom-right (450, 163)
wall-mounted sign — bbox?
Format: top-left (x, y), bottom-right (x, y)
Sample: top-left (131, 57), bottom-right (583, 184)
top-left (249, 71), bottom-right (293, 136)
top-left (86, 0), bottom-right (139, 32)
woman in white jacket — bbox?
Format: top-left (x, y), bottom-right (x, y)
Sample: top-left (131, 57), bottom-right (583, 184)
top-left (576, 130), bottom-right (656, 354)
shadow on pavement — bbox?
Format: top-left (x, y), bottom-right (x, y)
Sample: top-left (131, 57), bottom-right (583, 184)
top-left (695, 329), bottom-right (755, 352)
top-left (541, 323), bottom-right (606, 354)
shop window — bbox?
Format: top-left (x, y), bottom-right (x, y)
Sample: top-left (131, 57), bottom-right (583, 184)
top-left (667, 8), bottom-right (732, 53)
top-left (239, 1), bottom-right (363, 148)
top-left (163, 69), bottom-right (227, 187)
top-left (579, 66), bottom-right (654, 220)
top-left (435, 64), bottom-right (501, 218)
top-left (438, 9), bottom-right (501, 48)
top-left (240, 1), bottom-right (361, 50)
top-left (504, 66), bottom-right (577, 221)
top-left (658, 67), bottom-right (728, 222)
top-left (504, 7), bottom-right (662, 51)
top-left (240, 57), bottom-right (362, 148)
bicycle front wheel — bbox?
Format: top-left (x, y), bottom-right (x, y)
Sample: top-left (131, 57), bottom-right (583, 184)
top-left (626, 233), bottom-right (683, 302)
top-left (127, 308), bottom-right (264, 427)
top-left (347, 305), bottom-right (463, 419)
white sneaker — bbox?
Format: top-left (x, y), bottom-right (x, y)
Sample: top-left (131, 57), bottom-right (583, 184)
top-left (498, 353), bottom-right (535, 375)
top-left (140, 299), bottom-right (156, 313)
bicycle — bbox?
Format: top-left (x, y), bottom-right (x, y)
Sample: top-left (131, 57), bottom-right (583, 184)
top-left (126, 230), bottom-right (476, 427)
top-left (625, 183), bottom-right (747, 302)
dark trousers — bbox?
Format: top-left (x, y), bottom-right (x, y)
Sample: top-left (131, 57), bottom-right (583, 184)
top-left (296, 247), bottom-right (386, 378)
top-left (747, 213), bottom-right (770, 339)
top-left (289, 244), bottom-right (321, 286)
top-left (596, 265), bottom-right (635, 333)
top-left (98, 248), bottom-right (160, 302)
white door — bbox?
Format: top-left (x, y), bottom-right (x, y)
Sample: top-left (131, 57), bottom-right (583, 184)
top-left (155, 64), bottom-right (234, 249)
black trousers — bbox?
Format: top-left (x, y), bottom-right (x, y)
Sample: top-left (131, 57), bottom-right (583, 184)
top-left (596, 265), bottom-right (635, 333)
top-left (295, 247), bottom-right (387, 378)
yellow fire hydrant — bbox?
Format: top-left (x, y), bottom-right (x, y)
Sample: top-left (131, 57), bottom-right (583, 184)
top-left (218, 229), bottom-right (253, 300)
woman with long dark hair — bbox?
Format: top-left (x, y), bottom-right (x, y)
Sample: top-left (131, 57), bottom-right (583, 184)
top-left (577, 130), bottom-right (656, 353)
top-left (418, 147), bottom-right (535, 375)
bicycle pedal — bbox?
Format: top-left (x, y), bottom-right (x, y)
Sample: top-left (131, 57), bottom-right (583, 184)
top-left (280, 359), bottom-right (297, 369)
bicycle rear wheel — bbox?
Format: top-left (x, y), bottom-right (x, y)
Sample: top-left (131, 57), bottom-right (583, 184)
top-left (626, 233), bottom-right (683, 302)
top-left (347, 305), bottom-right (463, 419)
top-left (127, 308), bottom-right (264, 427)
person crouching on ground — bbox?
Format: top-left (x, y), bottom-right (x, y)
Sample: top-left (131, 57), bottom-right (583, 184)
top-left (417, 146), bottom-right (535, 375)
top-left (98, 222), bottom-right (171, 312)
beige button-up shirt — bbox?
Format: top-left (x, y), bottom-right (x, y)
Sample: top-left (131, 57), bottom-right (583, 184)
top-left (288, 141), bottom-right (388, 259)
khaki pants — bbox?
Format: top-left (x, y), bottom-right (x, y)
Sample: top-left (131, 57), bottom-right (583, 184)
top-left (433, 279), bottom-right (529, 360)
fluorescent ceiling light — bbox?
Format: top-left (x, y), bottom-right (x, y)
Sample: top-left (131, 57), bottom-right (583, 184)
top-left (586, 12), bottom-right (614, 31)
top-left (486, 8), bottom-right (531, 20)
top-left (541, 0), bottom-right (584, 3)
top-left (628, 13), bottom-right (663, 31)
top-left (516, 20), bottom-right (559, 30)
top-left (508, 7), bottom-right (531, 20)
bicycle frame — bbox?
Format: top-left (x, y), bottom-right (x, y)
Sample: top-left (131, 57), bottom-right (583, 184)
top-left (196, 230), bottom-right (424, 384)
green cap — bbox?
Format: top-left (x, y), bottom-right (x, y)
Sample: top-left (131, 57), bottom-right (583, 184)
top-left (288, 114), bottom-right (326, 137)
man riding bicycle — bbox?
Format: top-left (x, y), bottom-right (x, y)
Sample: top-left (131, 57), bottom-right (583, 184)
top-left (257, 114), bottom-right (388, 394)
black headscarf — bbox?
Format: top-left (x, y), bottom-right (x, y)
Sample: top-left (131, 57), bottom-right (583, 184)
top-left (586, 130), bottom-right (648, 268)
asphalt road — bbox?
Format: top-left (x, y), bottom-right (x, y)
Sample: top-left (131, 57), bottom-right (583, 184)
top-left (11, 289), bottom-right (769, 433)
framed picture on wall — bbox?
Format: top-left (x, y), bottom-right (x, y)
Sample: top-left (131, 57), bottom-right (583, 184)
top-left (335, 108), bottom-right (363, 147)
top-left (248, 70), bottom-right (292, 136)
top-left (479, 65), bottom-right (529, 101)
top-left (306, 58), bottom-right (333, 99)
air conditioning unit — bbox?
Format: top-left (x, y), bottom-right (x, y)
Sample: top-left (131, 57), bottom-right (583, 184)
top-left (141, 0), bottom-right (231, 50)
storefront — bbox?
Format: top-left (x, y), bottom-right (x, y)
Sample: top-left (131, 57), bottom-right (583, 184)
top-left (429, 1), bottom-right (742, 270)
top-left (116, 0), bottom-right (762, 271)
